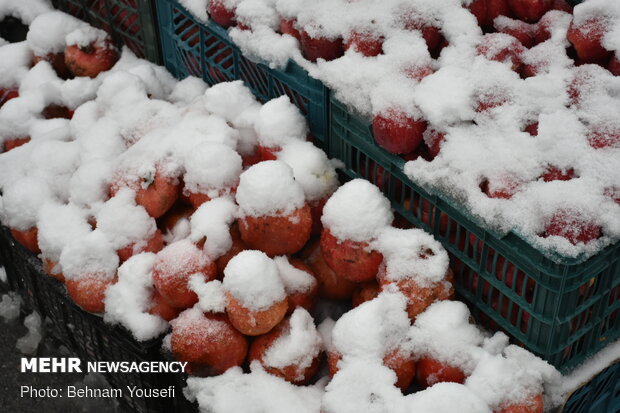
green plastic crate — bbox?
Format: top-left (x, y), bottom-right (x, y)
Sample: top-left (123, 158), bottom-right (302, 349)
top-left (155, 0), bottom-right (330, 151)
top-left (329, 96), bottom-right (620, 373)
top-left (51, 0), bottom-right (161, 63)
top-left (562, 361), bottom-right (620, 413)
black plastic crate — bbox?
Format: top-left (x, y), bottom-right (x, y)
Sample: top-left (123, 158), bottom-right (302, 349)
top-left (51, 0), bottom-right (161, 63)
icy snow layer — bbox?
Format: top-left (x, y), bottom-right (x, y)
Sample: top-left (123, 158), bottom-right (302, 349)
top-left (192, 0), bottom-right (620, 260)
top-left (0, 0), bottom-right (51, 31)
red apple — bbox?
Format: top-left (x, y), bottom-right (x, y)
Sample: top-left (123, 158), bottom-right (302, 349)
top-left (507, 0), bottom-right (553, 23)
top-left (3, 137), bottom-right (30, 152)
top-left (494, 17), bottom-right (536, 48)
top-left (587, 125), bottom-right (620, 149)
top-left (42, 104), bottom-right (74, 120)
top-left (171, 312), bottom-right (247, 374)
top-left (0, 87), bottom-right (18, 108)
top-left (416, 356), bottom-right (466, 388)
top-left (301, 240), bottom-right (356, 300)
top-left (352, 281), bottom-right (381, 307)
top-left (148, 290), bottom-right (180, 321)
top-left (66, 274), bottom-right (116, 313)
top-left (480, 175), bottom-right (523, 199)
top-left (283, 259), bottom-right (318, 314)
top-left (476, 33), bottom-right (525, 72)
top-left (609, 54), bottom-right (620, 76)
top-left (300, 30), bottom-right (344, 62)
top-left (372, 108), bottom-right (427, 154)
top-left (65, 39), bottom-right (119, 78)
top-left (10, 226), bottom-right (40, 254)
top-left (320, 228), bottom-right (383, 283)
top-left (497, 394), bottom-right (544, 413)
top-left (567, 17), bottom-right (613, 64)
top-left (344, 30), bottom-right (384, 57)
top-left (524, 122), bottom-right (539, 136)
top-left (208, 0), bottom-right (236, 28)
top-left (238, 205), bottom-right (312, 257)
top-left (33, 52), bottom-right (73, 79)
top-left (540, 166), bottom-right (574, 182)
top-left (225, 291), bottom-right (288, 336)
top-left (545, 209), bottom-right (601, 245)
top-left (404, 64), bottom-right (434, 82)
top-left (256, 144), bottom-right (279, 161)
top-left (604, 187), bottom-right (620, 206)
top-left (117, 229), bottom-right (164, 263)
top-left (423, 128), bottom-right (446, 158)
top-left (280, 18), bottom-right (301, 41)
top-left (215, 225), bottom-right (247, 279)
top-left (43, 258), bottom-right (65, 283)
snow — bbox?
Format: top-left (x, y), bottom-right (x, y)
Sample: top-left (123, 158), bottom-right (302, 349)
top-left (403, 382), bottom-right (491, 413)
top-left (183, 142), bottom-right (242, 198)
top-left (16, 311), bottom-right (43, 355)
top-left (59, 230), bottom-right (119, 281)
top-left (65, 26), bottom-right (110, 49)
top-left (153, 239), bottom-right (209, 279)
top-left (103, 253), bottom-right (169, 341)
top-left (0, 266), bottom-right (6, 283)
top-left (37, 201), bottom-right (92, 263)
top-left (373, 227), bottom-right (450, 286)
top-left (0, 41), bottom-right (33, 89)
top-left (222, 250), bottom-right (286, 311)
top-left (262, 308), bottom-right (322, 378)
top-left (274, 255), bottom-right (316, 294)
top-left (254, 95), bottom-right (308, 148)
top-left (235, 160), bottom-right (305, 217)
top-left (321, 179), bottom-right (393, 242)
top-left (190, 197), bottom-right (238, 259)
top-left (0, 0), bottom-right (51, 27)
top-left (0, 292), bottom-right (22, 322)
top-left (1, 176), bottom-right (54, 230)
top-left (189, 276), bottom-right (227, 314)
top-left (26, 11), bottom-right (85, 55)
top-left (277, 140), bottom-right (339, 202)
top-left (185, 363), bottom-right (323, 413)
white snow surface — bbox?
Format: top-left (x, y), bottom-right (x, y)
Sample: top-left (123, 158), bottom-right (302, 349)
top-left (274, 255), bottom-right (316, 294)
top-left (189, 276), bottom-right (227, 314)
top-left (104, 253), bottom-right (169, 341)
top-left (59, 230), bottom-right (119, 281)
top-left (183, 142), bottom-right (242, 197)
top-left (0, 0), bottom-right (51, 27)
top-left (190, 197), bottom-right (238, 259)
top-left (254, 95), bottom-right (308, 148)
top-left (321, 179), bottom-right (393, 242)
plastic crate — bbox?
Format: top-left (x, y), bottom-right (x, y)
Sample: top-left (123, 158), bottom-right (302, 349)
top-left (51, 0), bottom-right (161, 63)
top-left (329, 97), bottom-right (620, 373)
top-left (562, 361), bottom-right (620, 413)
top-left (155, 0), bottom-right (330, 151)
top-left (0, 225), bottom-right (176, 413)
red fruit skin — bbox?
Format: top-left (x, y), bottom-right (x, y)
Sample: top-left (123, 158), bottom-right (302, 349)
top-left (467, 0), bottom-right (488, 27)
top-left (280, 18), bottom-right (301, 41)
top-left (609, 54), bottom-right (620, 76)
top-left (545, 210), bottom-right (601, 245)
top-left (238, 205), bottom-right (312, 257)
top-left (34, 52), bottom-right (73, 79)
top-left (497, 394), bottom-right (544, 413)
top-left (112, 170), bottom-right (180, 219)
top-left (494, 18), bottom-right (536, 48)
top-left (65, 41), bottom-right (119, 78)
top-left (424, 129), bottom-right (445, 158)
top-left (481, 176), bottom-right (522, 199)
top-left (66, 275), bottom-right (116, 313)
top-left (507, 0), bottom-right (553, 23)
top-left (43, 258), bottom-right (65, 283)
top-left (372, 110), bottom-right (427, 154)
top-left (226, 292), bottom-right (288, 336)
top-left (257, 144), bottom-right (279, 161)
top-left (152, 250), bottom-right (217, 309)
top-left (329, 349), bottom-right (415, 392)
top-left (208, 0), bottom-right (236, 28)
top-left (286, 259), bottom-right (318, 314)
top-left (301, 240), bottom-right (357, 300)
top-left (117, 229), bottom-right (164, 263)
top-left (320, 228), bottom-right (383, 283)
top-left (551, 0), bottom-right (572, 13)
top-left (525, 122), bottom-right (539, 136)
top-left (540, 166), bottom-right (574, 182)
top-left (416, 357), bottom-right (466, 388)
top-left (476, 33), bottom-right (525, 72)
top-left (0, 88), bottom-right (18, 108)
top-left (148, 290), bottom-right (180, 321)
top-left (309, 196), bottom-right (328, 237)
top-left (352, 281), bottom-right (381, 308)
top-left (42, 104), bottom-right (74, 120)
top-left (248, 318), bottom-right (321, 385)
top-left (587, 127), bottom-right (620, 149)
top-left (476, 91), bottom-right (510, 112)
top-left (404, 64), bottom-right (434, 82)
top-left (604, 187), bottom-right (620, 206)
top-left (300, 31), bottom-right (344, 62)
top-left (185, 191), bottom-right (211, 209)
top-left (157, 202), bottom-right (193, 233)
top-left (3, 137), bottom-right (31, 152)
top-left (486, 0), bottom-right (512, 26)
top-left (566, 18), bottom-right (612, 64)
top-left (171, 313), bottom-right (248, 374)
top-left (10, 227), bottom-right (40, 254)
top-left (344, 30), bottom-right (384, 57)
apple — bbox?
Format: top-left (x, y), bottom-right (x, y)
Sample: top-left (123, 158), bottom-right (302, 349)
top-left (497, 394), bottom-right (543, 413)
top-left (540, 166), bottom-right (574, 182)
top-left (208, 0), bottom-right (236, 28)
top-left (567, 17), bottom-right (612, 64)
top-left (42, 104), bottom-right (74, 120)
top-left (344, 29), bottom-right (384, 57)
top-left (65, 39), bottom-right (119, 78)
top-left (416, 356), bottom-right (466, 388)
top-left (494, 17), bottom-right (536, 48)
top-left (171, 311), bottom-right (248, 374)
top-left (524, 122), bottom-right (539, 136)
top-left (351, 281), bottom-right (381, 308)
top-left (34, 53), bottom-right (73, 79)
top-left (372, 108), bottom-right (427, 154)
top-left (3, 137), bottom-right (30, 152)
top-left (43, 258), bottom-right (65, 283)
top-left (476, 33), bottom-right (525, 72)
top-left (238, 204), bottom-right (312, 257)
top-left (256, 144), bottom-right (279, 162)
top-left (609, 54), bottom-right (620, 76)
top-left (423, 128), bottom-right (446, 158)
top-left (152, 240), bottom-right (217, 309)
top-left (66, 274), bottom-right (116, 313)
top-left (215, 224), bottom-right (247, 278)
top-left (404, 64), bottom-right (434, 82)
top-left (148, 290), bottom-right (181, 321)
top-left (299, 30), bottom-right (344, 62)
top-left (117, 229), bottom-right (164, 263)
top-left (320, 228), bottom-right (383, 283)
top-left (225, 291), bottom-right (288, 336)
top-left (248, 316), bottom-right (321, 384)
top-left (301, 240), bottom-right (356, 300)
top-left (280, 18), bottom-right (301, 41)
top-left (480, 175), bottom-right (523, 199)
top-left (284, 258), bottom-right (318, 314)
top-left (507, 0), bottom-right (553, 23)
top-left (10, 227), bottom-right (40, 254)
top-left (0, 87), bottom-right (18, 108)
top-left (545, 209), bottom-right (601, 245)
top-left (604, 187), bottom-right (620, 206)
top-left (587, 125), bottom-right (620, 149)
